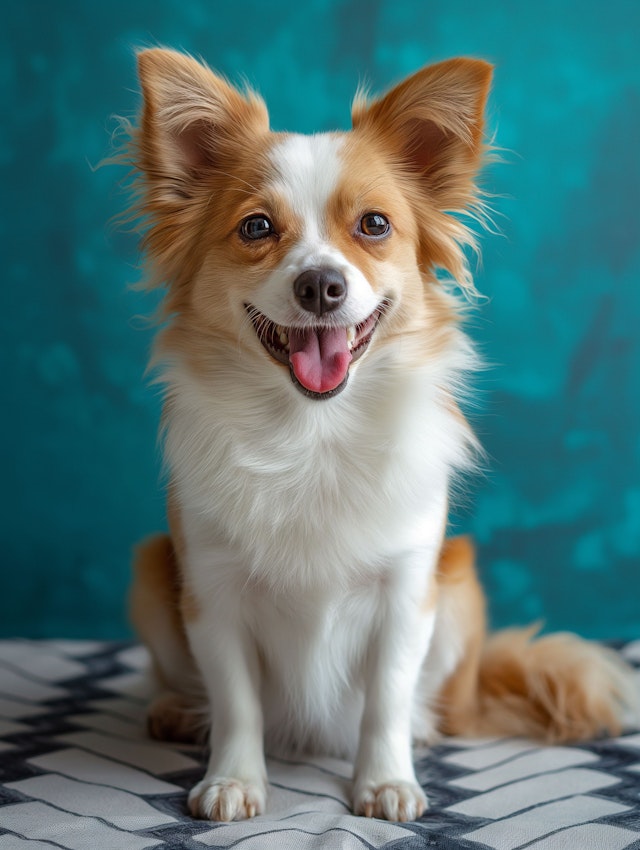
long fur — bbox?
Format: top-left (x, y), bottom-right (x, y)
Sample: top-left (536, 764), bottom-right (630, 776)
top-left (122, 49), bottom-right (636, 824)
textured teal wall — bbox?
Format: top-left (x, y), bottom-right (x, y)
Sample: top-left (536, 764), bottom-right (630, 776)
top-left (2, 1), bottom-right (638, 639)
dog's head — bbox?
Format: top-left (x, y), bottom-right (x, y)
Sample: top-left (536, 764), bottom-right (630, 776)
top-left (128, 49), bottom-right (492, 400)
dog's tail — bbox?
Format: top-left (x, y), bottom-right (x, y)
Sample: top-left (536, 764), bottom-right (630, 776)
top-left (436, 537), bottom-right (638, 743)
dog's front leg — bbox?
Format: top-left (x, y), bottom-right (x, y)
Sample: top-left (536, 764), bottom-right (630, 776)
top-left (185, 586), bottom-right (267, 821)
top-left (353, 553), bottom-right (436, 822)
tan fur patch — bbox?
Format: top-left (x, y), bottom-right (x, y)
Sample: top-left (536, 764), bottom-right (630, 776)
top-left (166, 486), bottom-right (200, 624)
top-left (130, 532), bottom-right (196, 692)
top-left (437, 535), bottom-right (478, 585)
top-left (130, 534), bottom-right (181, 623)
top-left (434, 536), bottom-right (487, 735)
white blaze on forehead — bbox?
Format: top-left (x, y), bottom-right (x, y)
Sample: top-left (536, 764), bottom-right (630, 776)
top-left (268, 133), bottom-right (345, 236)
top-left (256, 131), bottom-right (378, 327)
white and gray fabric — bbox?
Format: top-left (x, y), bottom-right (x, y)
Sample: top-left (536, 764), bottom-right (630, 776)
top-left (1, 639), bottom-right (639, 849)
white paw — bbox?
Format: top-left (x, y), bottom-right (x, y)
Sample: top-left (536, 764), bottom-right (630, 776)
top-left (188, 776), bottom-right (266, 821)
top-left (354, 781), bottom-right (427, 821)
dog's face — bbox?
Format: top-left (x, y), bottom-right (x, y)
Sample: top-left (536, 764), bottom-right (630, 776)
top-left (132, 50), bottom-right (491, 399)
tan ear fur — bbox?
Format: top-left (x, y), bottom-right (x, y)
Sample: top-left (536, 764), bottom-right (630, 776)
top-left (352, 59), bottom-right (492, 204)
top-left (352, 59), bottom-right (493, 293)
top-left (123, 49), bottom-right (270, 296)
top-left (137, 48), bottom-right (269, 189)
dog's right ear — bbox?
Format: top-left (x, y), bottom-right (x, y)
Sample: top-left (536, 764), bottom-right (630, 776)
top-left (135, 48), bottom-right (269, 198)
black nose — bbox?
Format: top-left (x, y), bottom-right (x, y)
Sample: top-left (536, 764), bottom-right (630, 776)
top-left (293, 268), bottom-right (347, 316)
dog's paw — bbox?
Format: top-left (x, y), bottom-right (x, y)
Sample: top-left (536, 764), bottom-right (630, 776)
top-left (354, 781), bottom-right (427, 822)
top-left (147, 692), bottom-right (204, 744)
top-left (188, 777), bottom-right (266, 821)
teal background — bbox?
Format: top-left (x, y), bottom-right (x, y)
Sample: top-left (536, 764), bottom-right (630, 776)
top-left (2, 1), bottom-right (638, 639)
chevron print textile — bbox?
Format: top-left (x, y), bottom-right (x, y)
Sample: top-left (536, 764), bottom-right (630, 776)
top-left (1, 640), bottom-right (639, 849)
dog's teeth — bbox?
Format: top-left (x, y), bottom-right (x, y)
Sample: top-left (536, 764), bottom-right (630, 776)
top-left (347, 326), bottom-right (356, 347)
top-left (276, 325), bottom-right (284, 335)
top-left (279, 331), bottom-right (289, 346)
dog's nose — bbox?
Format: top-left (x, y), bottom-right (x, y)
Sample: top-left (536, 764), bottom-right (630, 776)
top-left (293, 268), bottom-right (347, 316)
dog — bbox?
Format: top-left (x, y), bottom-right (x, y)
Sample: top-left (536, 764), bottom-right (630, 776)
top-left (122, 48), bottom-right (634, 823)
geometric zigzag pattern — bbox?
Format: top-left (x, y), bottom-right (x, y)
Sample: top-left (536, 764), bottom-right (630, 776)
top-left (1, 639), bottom-right (640, 850)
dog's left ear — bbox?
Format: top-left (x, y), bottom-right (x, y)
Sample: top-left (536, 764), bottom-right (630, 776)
top-left (352, 59), bottom-right (492, 290)
top-left (352, 59), bottom-right (492, 211)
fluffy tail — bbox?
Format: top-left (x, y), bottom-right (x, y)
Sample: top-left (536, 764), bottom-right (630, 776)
top-left (436, 539), bottom-right (638, 743)
top-left (472, 626), bottom-right (636, 741)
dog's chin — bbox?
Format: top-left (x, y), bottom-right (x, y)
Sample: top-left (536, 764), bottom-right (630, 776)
top-left (245, 301), bottom-right (389, 400)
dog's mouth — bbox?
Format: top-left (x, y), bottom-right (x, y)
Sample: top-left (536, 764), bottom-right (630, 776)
top-left (245, 302), bottom-right (389, 400)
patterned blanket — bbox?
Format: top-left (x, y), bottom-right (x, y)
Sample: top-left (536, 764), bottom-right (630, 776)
top-left (1, 639), bottom-right (639, 849)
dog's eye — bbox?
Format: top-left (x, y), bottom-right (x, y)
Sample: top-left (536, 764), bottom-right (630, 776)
top-left (359, 213), bottom-right (390, 238)
top-left (240, 215), bottom-right (275, 240)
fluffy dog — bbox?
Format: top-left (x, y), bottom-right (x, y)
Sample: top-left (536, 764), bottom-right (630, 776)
top-left (122, 49), bottom-right (633, 822)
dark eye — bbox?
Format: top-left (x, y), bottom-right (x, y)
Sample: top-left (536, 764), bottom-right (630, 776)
top-left (240, 215), bottom-right (275, 240)
top-left (359, 212), bottom-right (390, 238)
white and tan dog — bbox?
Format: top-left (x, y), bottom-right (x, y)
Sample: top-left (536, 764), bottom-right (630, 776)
top-left (124, 49), bottom-right (633, 823)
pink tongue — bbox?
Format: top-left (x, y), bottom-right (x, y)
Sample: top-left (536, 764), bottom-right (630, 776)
top-left (288, 326), bottom-right (352, 394)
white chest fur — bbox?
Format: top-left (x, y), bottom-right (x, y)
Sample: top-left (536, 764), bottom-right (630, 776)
top-left (162, 346), bottom-right (468, 581)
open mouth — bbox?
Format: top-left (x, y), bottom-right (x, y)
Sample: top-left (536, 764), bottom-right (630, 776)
top-left (245, 301), bottom-right (389, 400)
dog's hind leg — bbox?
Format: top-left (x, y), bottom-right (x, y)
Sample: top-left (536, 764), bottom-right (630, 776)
top-left (130, 533), bottom-right (205, 743)
top-left (413, 536), bottom-right (486, 744)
